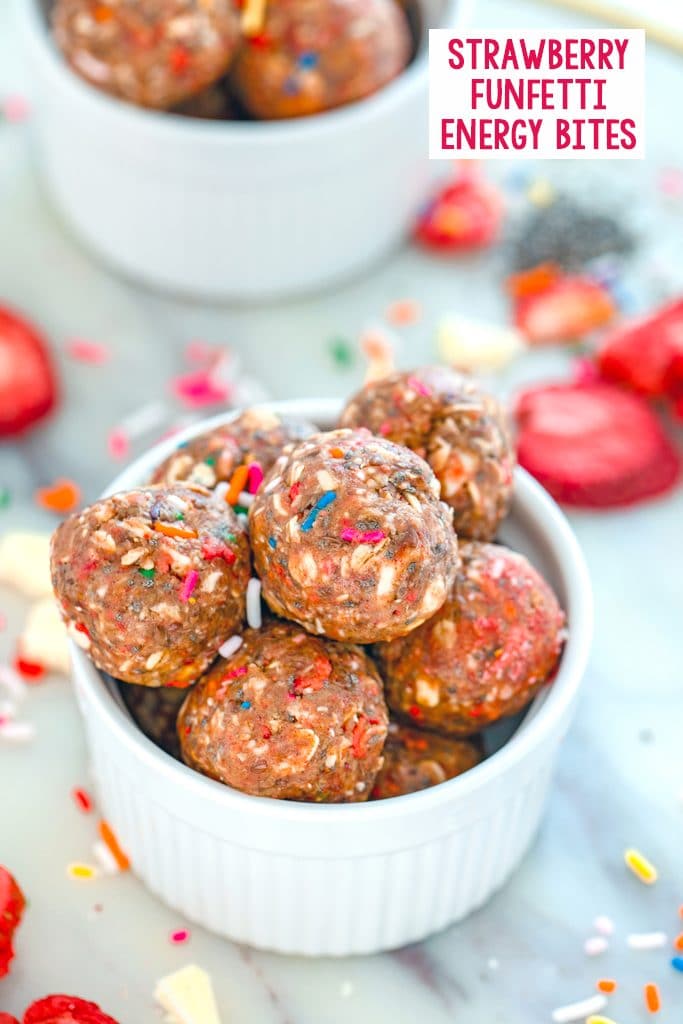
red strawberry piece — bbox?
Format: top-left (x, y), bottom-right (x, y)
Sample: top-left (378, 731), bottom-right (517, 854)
top-left (515, 381), bottom-right (681, 508)
top-left (0, 867), bottom-right (26, 980)
top-left (598, 297), bottom-right (683, 397)
top-left (23, 995), bottom-right (120, 1024)
top-left (0, 1014), bottom-right (20, 1024)
top-left (414, 174), bottom-right (504, 252)
top-left (514, 276), bottom-right (615, 345)
top-left (0, 307), bottom-right (58, 437)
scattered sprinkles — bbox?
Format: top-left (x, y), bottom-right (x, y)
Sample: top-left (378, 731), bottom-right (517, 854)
top-left (584, 936), bottom-right (609, 956)
top-left (386, 299), bottom-right (421, 326)
top-left (179, 570), bottom-right (199, 603)
top-left (624, 847), bottom-right (658, 885)
top-left (36, 478), bottom-right (81, 515)
top-left (65, 339), bottom-right (110, 365)
top-left (552, 995), bottom-right (607, 1023)
top-left (671, 956), bottom-right (683, 973)
top-left (219, 636), bottom-right (243, 659)
top-left (246, 578), bottom-right (263, 629)
top-left (644, 982), bottom-right (661, 1013)
top-left (72, 787), bottom-right (94, 813)
top-left (67, 862), bottom-right (99, 881)
top-left (594, 915), bottom-right (615, 936)
top-left (301, 491), bottom-right (336, 532)
top-left (627, 932), bottom-right (668, 951)
top-left (98, 819), bottom-right (131, 872)
top-left (329, 337), bottom-right (355, 368)
top-left (596, 979), bottom-right (617, 994)
top-left (170, 929), bottom-right (190, 945)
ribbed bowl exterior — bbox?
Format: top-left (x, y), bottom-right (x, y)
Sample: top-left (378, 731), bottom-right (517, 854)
top-left (78, 712), bottom-right (555, 955)
top-left (67, 400), bottom-right (592, 956)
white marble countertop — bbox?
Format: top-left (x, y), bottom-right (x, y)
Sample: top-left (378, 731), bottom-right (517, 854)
top-left (1, 1), bottom-right (682, 1021)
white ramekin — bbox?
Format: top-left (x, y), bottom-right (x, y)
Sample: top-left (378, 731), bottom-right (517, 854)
top-left (17, 0), bottom-right (467, 301)
top-left (68, 399), bottom-right (592, 956)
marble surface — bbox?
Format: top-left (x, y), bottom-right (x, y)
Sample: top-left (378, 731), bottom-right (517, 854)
top-left (1, 0), bottom-right (683, 1021)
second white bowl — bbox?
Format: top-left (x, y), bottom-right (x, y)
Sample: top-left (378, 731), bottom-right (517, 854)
top-left (18, 0), bottom-right (466, 300)
top-left (70, 399), bottom-right (592, 956)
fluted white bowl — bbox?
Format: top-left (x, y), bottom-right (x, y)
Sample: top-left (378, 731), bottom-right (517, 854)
top-left (70, 398), bottom-right (592, 955)
top-left (18, 0), bottom-right (468, 300)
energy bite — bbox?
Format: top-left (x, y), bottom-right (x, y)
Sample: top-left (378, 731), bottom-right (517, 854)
top-left (150, 408), bottom-right (315, 494)
top-left (52, 0), bottom-right (241, 110)
top-left (371, 723), bottom-right (483, 800)
top-left (232, 0), bottom-right (411, 120)
top-left (178, 620), bottom-right (388, 801)
top-left (119, 682), bottom-right (187, 758)
top-left (339, 367), bottom-right (515, 541)
top-left (376, 540), bottom-right (565, 736)
top-left (249, 428), bottom-right (459, 643)
top-left (50, 486), bottom-right (251, 687)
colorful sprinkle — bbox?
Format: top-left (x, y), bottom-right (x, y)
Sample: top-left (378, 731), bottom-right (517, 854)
top-left (107, 427), bottom-right (130, 461)
top-left (98, 819), bottom-right (131, 872)
top-left (170, 929), bottom-right (190, 945)
top-left (72, 787), bottom-right (94, 813)
top-left (154, 522), bottom-right (198, 540)
top-left (172, 368), bottom-right (230, 410)
top-left (139, 567), bottom-right (155, 579)
top-left (298, 51), bottom-right (318, 70)
top-left (67, 862), bottom-right (98, 881)
top-left (240, 701), bottom-right (251, 710)
top-left (674, 933), bottom-right (683, 951)
top-left (552, 995), bottom-right (607, 1023)
top-left (406, 376), bottom-right (432, 398)
top-left (36, 478), bottom-right (81, 515)
top-left (584, 936), bottom-right (608, 956)
top-left (65, 339), bottom-right (110, 365)
top-left (301, 491), bottom-right (336, 532)
top-left (0, 487), bottom-right (10, 510)
top-left (219, 636), bottom-right (243, 659)
top-left (594, 915), bottom-right (615, 936)
top-left (627, 932), bottom-right (668, 950)
top-left (226, 465), bottom-right (250, 506)
top-left (246, 578), bottom-right (262, 629)
top-left (644, 983), bottom-right (661, 1013)
top-left (2, 94), bottom-right (30, 123)
top-left (13, 655), bottom-right (46, 681)
top-left (671, 956), bottom-right (683, 972)
top-left (596, 980), bottom-right (617, 994)
top-left (0, 720), bottom-right (35, 743)
top-left (329, 337), bottom-right (355, 368)
top-left (586, 1017), bottom-right (618, 1024)
top-left (386, 299), bottom-right (421, 326)
top-left (624, 847), bottom-right (658, 885)
top-left (340, 527), bottom-right (386, 544)
top-left (179, 570), bottom-right (199, 603)
top-left (247, 462), bottom-right (264, 494)
top-left (268, 537), bottom-right (277, 549)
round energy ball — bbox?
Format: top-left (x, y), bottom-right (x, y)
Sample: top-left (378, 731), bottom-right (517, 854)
top-left (52, 0), bottom-right (241, 110)
top-left (150, 407), bottom-right (315, 493)
top-left (178, 619), bottom-right (389, 801)
top-left (376, 540), bottom-right (566, 735)
top-left (339, 367), bottom-right (515, 540)
top-left (249, 428), bottom-right (460, 643)
top-left (231, 0), bottom-right (412, 120)
top-left (50, 486), bottom-right (251, 687)
top-left (371, 722), bottom-right (483, 800)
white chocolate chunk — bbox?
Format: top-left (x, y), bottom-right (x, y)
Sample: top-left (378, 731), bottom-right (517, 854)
top-left (20, 597), bottom-right (70, 675)
top-left (154, 964), bottom-right (221, 1024)
top-left (0, 532), bottom-right (52, 598)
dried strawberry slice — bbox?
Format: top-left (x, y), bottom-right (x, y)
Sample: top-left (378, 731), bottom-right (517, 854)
top-left (23, 995), bottom-right (120, 1024)
top-left (0, 306), bottom-right (58, 438)
top-left (414, 174), bottom-right (504, 252)
top-left (514, 276), bottom-right (615, 344)
top-left (0, 867), bottom-right (26, 979)
top-left (0, 1014), bottom-right (20, 1024)
top-left (598, 297), bottom-right (683, 397)
top-left (515, 381), bottom-right (681, 508)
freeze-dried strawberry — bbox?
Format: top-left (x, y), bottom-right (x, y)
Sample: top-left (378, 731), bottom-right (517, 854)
top-left (0, 867), bottom-right (26, 979)
top-left (597, 297), bottom-right (683, 397)
top-left (414, 174), bottom-right (504, 252)
top-left (23, 995), bottom-right (120, 1024)
top-left (0, 306), bottom-right (58, 437)
top-left (514, 276), bottom-right (615, 344)
top-left (515, 381), bottom-right (681, 508)
top-left (0, 1014), bottom-right (20, 1024)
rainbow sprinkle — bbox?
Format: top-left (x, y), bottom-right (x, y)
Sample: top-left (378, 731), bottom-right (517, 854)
top-left (301, 491), bottom-right (336, 532)
top-left (67, 862), bottom-right (98, 881)
top-left (624, 847), bottom-right (658, 884)
top-left (179, 570), bottom-right (199, 603)
top-left (340, 527), bottom-right (386, 544)
top-left (170, 929), bottom-right (190, 945)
